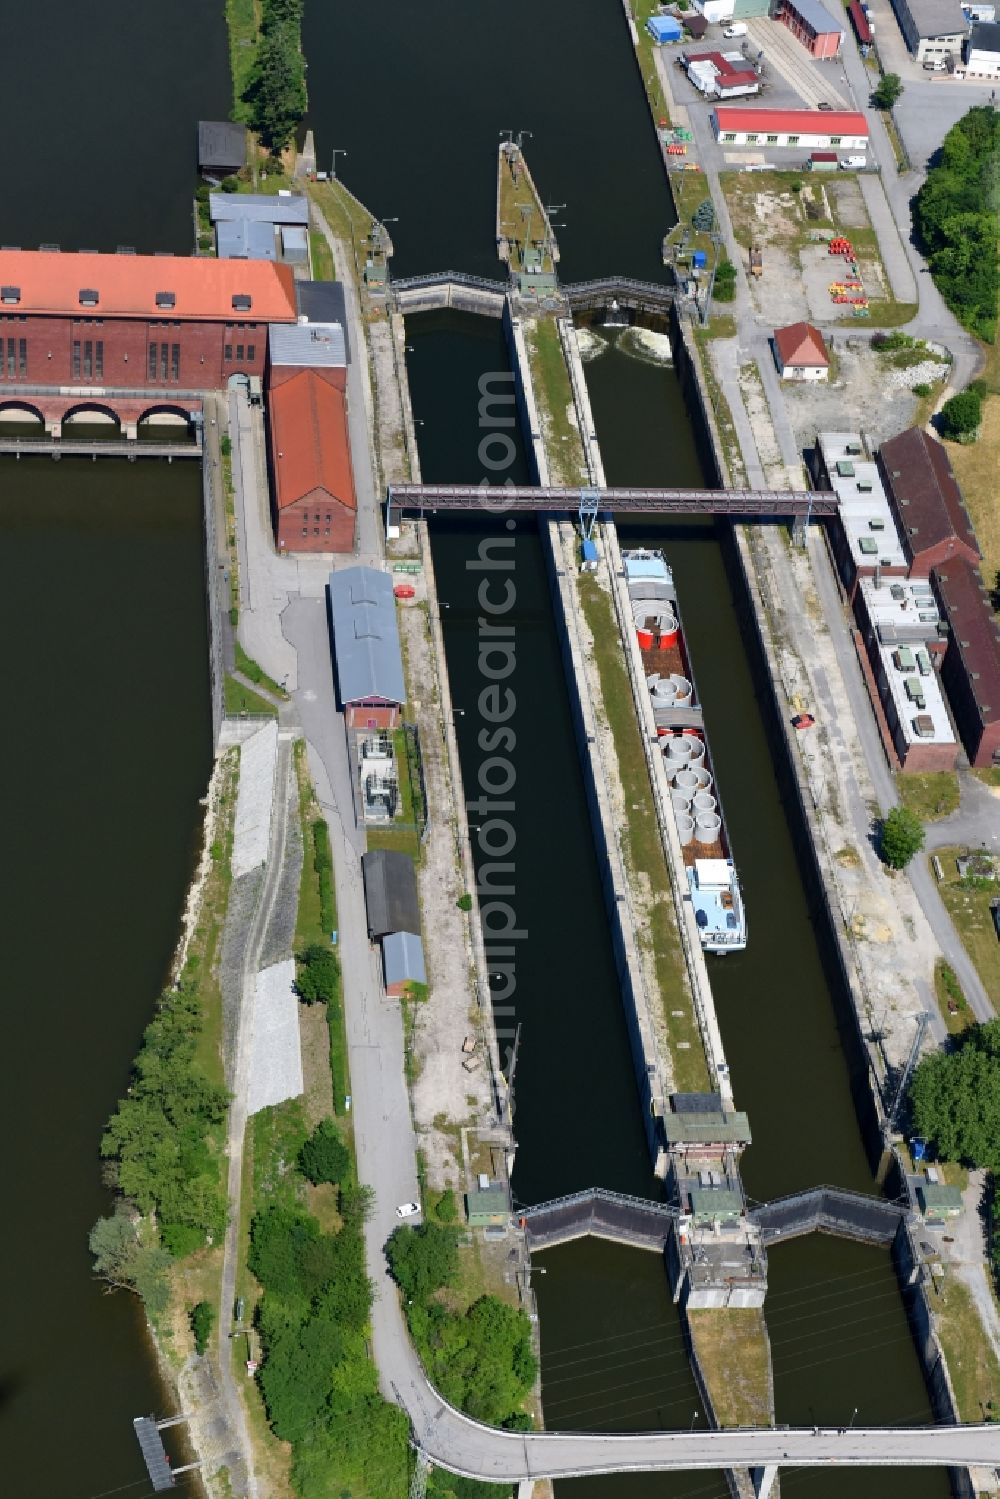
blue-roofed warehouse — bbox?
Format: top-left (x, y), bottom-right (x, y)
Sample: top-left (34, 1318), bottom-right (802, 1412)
top-left (647, 14), bottom-right (683, 42)
top-left (328, 566), bottom-right (406, 728)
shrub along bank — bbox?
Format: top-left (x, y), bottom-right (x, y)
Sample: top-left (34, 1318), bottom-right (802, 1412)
top-left (90, 981), bottom-right (230, 1313)
top-left (249, 1105), bottom-right (409, 1498)
top-left (239, 0), bottom-right (307, 155)
top-left (385, 1223), bottom-right (536, 1429)
top-left (914, 107), bottom-right (1000, 342)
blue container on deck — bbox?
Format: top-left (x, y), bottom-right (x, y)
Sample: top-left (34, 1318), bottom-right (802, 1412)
top-left (647, 15), bottom-right (682, 42)
top-left (692, 250), bottom-right (708, 270)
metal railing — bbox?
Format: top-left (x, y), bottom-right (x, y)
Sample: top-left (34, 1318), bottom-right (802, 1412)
top-left (391, 270), bottom-right (507, 293)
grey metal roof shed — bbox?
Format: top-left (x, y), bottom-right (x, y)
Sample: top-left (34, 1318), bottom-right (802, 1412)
top-left (198, 120), bottom-right (247, 174)
top-left (269, 322), bottom-right (347, 369)
top-left (328, 567), bottom-right (406, 708)
top-left (363, 850), bottom-right (420, 939)
top-left (382, 930), bottom-right (427, 988)
top-left (209, 192), bottom-right (310, 226)
top-left (216, 220), bottom-right (277, 261)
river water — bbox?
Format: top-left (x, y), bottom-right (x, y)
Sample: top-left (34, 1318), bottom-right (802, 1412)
top-left (0, 2), bottom-right (224, 1489)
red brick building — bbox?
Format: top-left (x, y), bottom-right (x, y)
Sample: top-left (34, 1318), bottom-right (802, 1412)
top-left (266, 320), bottom-right (356, 554)
top-left (878, 427), bottom-right (981, 577)
top-left (932, 560), bottom-right (1000, 768)
top-left (270, 371), bottom-right (356, 553)
top-left (774, 0), bottom-right (844, 58)
top-left (0, 249), bottom-right (296, 391)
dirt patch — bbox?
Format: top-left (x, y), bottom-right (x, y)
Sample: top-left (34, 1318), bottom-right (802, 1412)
top-left (298, 1001), bottom-right (333, 1127)
top-left (780, 341), bottom-right (927, 451)
top-left (826, 176), bottom-right (868, 228)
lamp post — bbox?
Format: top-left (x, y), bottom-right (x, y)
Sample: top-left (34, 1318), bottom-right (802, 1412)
top-left (330, 148), bottom-right (348, 178)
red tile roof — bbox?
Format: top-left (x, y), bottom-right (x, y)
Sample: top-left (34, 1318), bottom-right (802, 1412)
top-left (878, 427), bottom-right (980, 567)
top-left (687, 50), bottom-right (757, 76)
top-left (0, 249), bottom-right (297, 322)
top-left (933, 559), bottom-right (1000, 726)
top-left (774, 321), bottom-right (829, 367)
top-left (269, 370), bottom-right (356, 514)
top-left (715, 106), bottom-right (868, 135)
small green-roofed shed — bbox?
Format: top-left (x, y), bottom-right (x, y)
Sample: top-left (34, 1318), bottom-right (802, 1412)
top-left (664, 1110), bottom-right (751, 1147)
top-left (466, 1186), bottom-right (509, 1227)
top-left (689, 1188), bottom-right (743, 1222)
top-left (917, 1183), bottom-right (963, 1220)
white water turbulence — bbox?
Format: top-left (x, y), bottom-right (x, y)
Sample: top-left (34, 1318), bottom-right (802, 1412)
top-left (576, 325), bottom-right (673, 367)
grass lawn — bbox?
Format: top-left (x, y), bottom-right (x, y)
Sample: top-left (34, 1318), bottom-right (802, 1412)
top-left (933, 958), bottom-right (973, 1036)
top-left (497, 148), bottom-right (554, 274)
top-left (930, 1272), bottom-right (1000, 1423)
top-left (895, 770), bottom-right (960, 822)
top-left (524, 319), bottom-right (588, 486)
top-left (687, 1309), bottom-right (772, 1427)
top-left (235, 640), bottom-right (288, 699)
top-left (666, 169), bottom-right (718, 274)
top-left (948, 392), bottom-right (1000, 594)
top-left (224, 674), bottom-right (277, 718)
top-left (933, 844), bottom-right (1000, 1004)
top-left (973, 767), bottom-right (1000, 789)
top-left (310, 229), bottom-right (335, 282)
top-left (577, 575), bottom-right (709, 1091)
top-left (628, 0), bottom-right (672, 126)
top-left (187, 750), bottom-right (240, 1089)
top-left (307, 179), bottom-right (374, 261)
top-left (224, 0), bottom-right (259, 121)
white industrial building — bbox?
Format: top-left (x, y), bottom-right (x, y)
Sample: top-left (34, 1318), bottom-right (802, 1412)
top-left (964, 18), bottom-right (1000, 71)
top-left (712, 106), bottom-right (870, 149)
top-left (888, 0), bottom-right (968, 60)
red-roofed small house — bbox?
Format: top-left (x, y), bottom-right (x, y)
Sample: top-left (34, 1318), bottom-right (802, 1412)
top-left (773, 322), bottom-right (829, 381)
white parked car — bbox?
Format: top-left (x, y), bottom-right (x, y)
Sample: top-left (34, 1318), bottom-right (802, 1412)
top-left (396, 1201), bottom-right (421, 1219)
top-left (723, 22), bottom-right (748, 37)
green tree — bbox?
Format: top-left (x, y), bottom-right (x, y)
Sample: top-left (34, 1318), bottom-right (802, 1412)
top-left (242, 22), bottom-right (307, 153)
top-left (298, 1118), bottom-right (350, 1186)
top-left (385, 1222), bottom-right (459, 1300)
top-left (910, 1020), bottom-right (1000, 1167)
top-left (296, 943), bottom-right (340, 1005)
top-left (880, 805), bottom-right (925, 869)
top-left (939, 388), bottom-right (982, 441)
top-left (191, 1300), bottom-right (214, 1354)
top-left (872, 73), bottom-right (903, 110)
top-left (89, 1210), bottom-right (172, 1314)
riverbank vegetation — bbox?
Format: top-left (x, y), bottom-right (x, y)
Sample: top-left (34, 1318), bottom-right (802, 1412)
top-left (385, 1223), bottom-right (536, 1427)
top-left (914, 107), bottom-right (1000, 342)
top-left (240, 753), bottom-right (408, 1497)
top-left (90, 755), bottom-right (237, 1345)
top-left (229, 0), bottom-right (307, 156)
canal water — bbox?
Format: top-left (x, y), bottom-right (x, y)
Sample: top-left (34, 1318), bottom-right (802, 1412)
top-left (0, 459), bottom-right (213, 1496)
top-left (302, 0), bottom-right (671, 282)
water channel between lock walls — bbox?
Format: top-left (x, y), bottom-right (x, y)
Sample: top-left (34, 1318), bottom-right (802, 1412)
top-left (404, 312), bottom-right (947, 1499)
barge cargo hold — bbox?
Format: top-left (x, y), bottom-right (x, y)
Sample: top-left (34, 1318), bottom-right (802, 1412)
top-left (623, 548), bottom-right (747, 954)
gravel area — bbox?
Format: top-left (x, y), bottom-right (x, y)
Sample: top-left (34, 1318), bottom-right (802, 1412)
top-left (232, 722), bottom-right (277, 877)
top-left (220, 867), bottom-right (264, 1085)
top-left (780, 340), bottom-right (950, 451)
top-left (259, 760), bottom-right (302, 970)
top-left (393, 531), bottom-right (492, 1192)
top-left (247, 958), bottom-right (304, 1116)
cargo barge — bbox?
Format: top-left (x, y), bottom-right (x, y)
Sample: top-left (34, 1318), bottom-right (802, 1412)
top-left (622, 548), bottom-right (747, 954)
